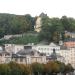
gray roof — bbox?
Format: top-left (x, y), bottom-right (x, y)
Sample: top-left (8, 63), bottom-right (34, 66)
top-left (37, 41), bottom-right (49, 45)
top-left (13, 49), bottom-right (45, 58)
top-left (47, 49), bottom-right (64, 60)
top-left (0, 50), bottom-right (10, 55)
top-left (64, 38), bottom-right (75, 42)
top-left (16, 48), bottom-right (34, 55)
top-left (12, 54), bottom-right (26, 58)
top-left (60, 45), bottom-right (68, 50)
top-left (17, 49), bottom-right (37, 55)
top-left (47, 53), bottom-right (64, 60)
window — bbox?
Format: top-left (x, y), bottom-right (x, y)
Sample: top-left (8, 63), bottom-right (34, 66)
top-left (44, 48), bottom-right (46, 50)
top-left (20, 58), bottom-right (23, 62)
top-left (38, 48), bottom-right (40, 50)
top-left (15, 58), bottom-right (18, 62)
top-left (6, 44), bottom-right (8, 46)
top-left (41, 48), bottom-right (43, 50)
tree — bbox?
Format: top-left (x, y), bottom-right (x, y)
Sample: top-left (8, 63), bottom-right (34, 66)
top-left (55, 61), bottom-right (66, 75)
top-left (50, 18), bottom-right (64, 43)
top-left (24, 14), bottom-right (35, 31)
top-left (61, 16), bottom-right (75, 32)
top-left (8, 61), bottom-right (31, 75)
top-left (8, 62), bottom-right (23, 75)
top-left (0, 13), bottom-right (35, 37)
top-left (39, 17), bottom-right (64, 43)
top-left (44, 61), bottom-right (60, 75)
top-left (0, 64), bottom-right (10, 75)
top-left (38, 16), bottom-right (52, 42)
top-left (38, 25), bottom-right (52, 42)
top-left (31, 62), bottom-right (44, 75)
top-left (65, 63), bottom-right (74, 75)
top-left (19, 64), bottom-right (31, 75)
top-left (0, 28), bottom-right (5, 38)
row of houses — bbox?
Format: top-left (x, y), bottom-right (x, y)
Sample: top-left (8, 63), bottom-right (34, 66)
top-left (0, 43), bottom-right (64, 63)
top-left (0, 39), bottom-right (75, 68)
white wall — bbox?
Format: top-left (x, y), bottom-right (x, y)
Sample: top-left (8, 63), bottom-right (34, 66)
top-left (5, 44), bottom-right (24, 54)
top-left (33, 45), bottom-right (60, 56)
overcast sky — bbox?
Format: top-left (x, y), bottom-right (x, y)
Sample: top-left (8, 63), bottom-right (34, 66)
top-left (0, 0), bottom-right (75, 18)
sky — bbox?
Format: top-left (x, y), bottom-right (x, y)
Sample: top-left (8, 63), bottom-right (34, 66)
top-left (0, 0), bottom-right (75, 18)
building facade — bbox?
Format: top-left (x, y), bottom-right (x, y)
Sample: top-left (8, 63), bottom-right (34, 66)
top-left (64, 38), bottom-right (75, 48)
top-left (0, 51), bottom-right (11, 63)
top-left (12, 50), bottom-right (46, 64)
top-left (2, 43), bottom-right (75, 69)
top-left (5, 44), bottom-right (24, 54)
top-left (33, 43), bottom-right (60, 56)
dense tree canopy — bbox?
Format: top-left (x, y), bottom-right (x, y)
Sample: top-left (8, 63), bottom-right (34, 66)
top-left (0, 61), bottom-right (73, 75)
top-left (39, 15), bottom-right (75, 43)
top-left (0, 13), bottom-right (35, 38)
top-left (0, 13), bottom-right (75, 43)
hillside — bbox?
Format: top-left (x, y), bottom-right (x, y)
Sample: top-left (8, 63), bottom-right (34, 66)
top-left (0, 13), bottom-right (35, 38)
top-left (0, 33), bottom-right (39, 45)
top-left (0, 13), bottom-right (75, 44)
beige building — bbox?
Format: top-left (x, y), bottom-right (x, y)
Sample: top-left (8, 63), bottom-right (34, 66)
top-left (34, 17), bottom-right (41, 32)
top-left (0, 45), bottom-right (46, 64)
top-left (58, 50), bottom-right (69, 64)
top-left (65, 31), bottom-right (75, 38)
top-left (67, 48), bottom-right (75, 68)
top-left (33, 44), bottom-right (75, 68)
top-left (3, 43), bottom-right (75, 68)
top-left (57, 47), bottom-right (75, 68)
top-left (0, 51), bottom-right (11, 63)
top-left (12, 50), bottom-right (46, 64)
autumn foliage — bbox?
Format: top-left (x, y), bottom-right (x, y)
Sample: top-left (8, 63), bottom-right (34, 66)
top-left (0, 61), bottom-right (74, 75)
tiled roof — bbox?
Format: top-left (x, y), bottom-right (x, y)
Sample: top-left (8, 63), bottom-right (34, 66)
top-left (16, 49), bottom-right (34, 55)
top-left (16, 49), bottom-right (41, 55)
top-left (64, 38), bottom-right (75, 42)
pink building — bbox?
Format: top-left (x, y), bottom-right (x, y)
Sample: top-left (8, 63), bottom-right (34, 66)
top-left (64, 38), bottom-right (75, 48)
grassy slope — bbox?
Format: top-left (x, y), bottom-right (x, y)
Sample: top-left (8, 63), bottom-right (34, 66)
top-left (0, 34), bottom-right (40, 45)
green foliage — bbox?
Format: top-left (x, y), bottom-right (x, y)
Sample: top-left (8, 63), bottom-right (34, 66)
top-left (44, 61), bottom-right (74, 75)
top-left (0, 28), bottom-right (5, 38)
top-left (61, 16), bottom-right (75, 32)
top-left (39, 17), bottom-right (64, 43)
top-left (39, 15), bottom-right (75, 43)
top-left (0, 13), bottom-right (35, 38)
top-left (65, 63), bottom-right (74, 74)
top-left (0, 64), bottom-right (10, 75)
top-left (31, 62), bottom-right (44, 75)
top-left (44, 61), bottom-right (60, 75)
top-left (0, 13), bottom-right (75, 43)
top-left (0, 34), bottom-right (39, 45)
top-left (0, 61), bottom-right (74, 75)
top-left (8, 62), bottom-right (31, 75)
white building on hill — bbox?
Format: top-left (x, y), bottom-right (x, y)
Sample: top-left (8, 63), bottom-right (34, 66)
top-left (4, 44), bottom-right (34, 54)
top-left (33, 42), bottom-right (60, 56)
